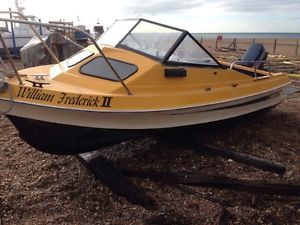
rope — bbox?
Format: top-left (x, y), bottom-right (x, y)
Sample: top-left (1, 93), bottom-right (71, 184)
top-left (0, 73), bottom-right (14, 115)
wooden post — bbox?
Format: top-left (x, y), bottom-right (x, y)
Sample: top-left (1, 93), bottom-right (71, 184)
top-left (200, 37), bottom-right (203, 45)
top-left (273, 39), bottom-right (277, 54)
top-left (227, 38), bottom-right (237, 50)
top-left (252, 38), bottom-right (255, 43)
top-left (233, 38), bottom-right (237, 50)
top-left (215, 37), bottom-right (219, 49)
top-left (296, 39), bottom-right (299, 56)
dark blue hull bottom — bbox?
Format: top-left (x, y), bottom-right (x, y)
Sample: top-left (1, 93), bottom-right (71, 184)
top-left (7, 107), bottom-right (273, 155)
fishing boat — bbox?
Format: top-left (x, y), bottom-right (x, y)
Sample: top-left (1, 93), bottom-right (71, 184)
top-left (0, 18), bottom-right (290, 155)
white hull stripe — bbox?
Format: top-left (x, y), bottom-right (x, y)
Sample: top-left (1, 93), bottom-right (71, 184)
top-left (1, 89), bottom-right (283, 129)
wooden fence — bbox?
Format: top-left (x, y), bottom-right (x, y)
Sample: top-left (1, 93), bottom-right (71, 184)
top-left (199, 37), bottom-right (300, 57)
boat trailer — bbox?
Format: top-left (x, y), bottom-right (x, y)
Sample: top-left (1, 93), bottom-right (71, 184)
top-left (77, 140), bottom-right (300, 209)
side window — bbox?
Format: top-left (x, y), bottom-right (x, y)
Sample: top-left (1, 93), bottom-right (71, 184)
top-left (80, 57), bottom-right (138, 81)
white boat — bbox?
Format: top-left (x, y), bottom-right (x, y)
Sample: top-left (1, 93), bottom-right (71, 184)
top-left (0, 15), bottom-right (50, 55)
top-left (0, 0), bottom-right (50, 55)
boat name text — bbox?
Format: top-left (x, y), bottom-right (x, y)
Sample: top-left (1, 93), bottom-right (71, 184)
top-left (17, 87), bottom-right (113, 108)
top-left (17, 86), bottom-right (55, 102)
top-left (58, 93), bottom-right (113, 108)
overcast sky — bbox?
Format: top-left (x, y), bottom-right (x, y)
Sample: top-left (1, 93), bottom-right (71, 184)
top-left (1, 0), bottom-right (300, 32)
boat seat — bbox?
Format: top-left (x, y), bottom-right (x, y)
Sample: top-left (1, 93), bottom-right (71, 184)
top-left (240, 43), bottom-right (268, 70)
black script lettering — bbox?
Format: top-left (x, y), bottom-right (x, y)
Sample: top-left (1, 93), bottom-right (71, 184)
top-left (17, 86), bottom-right (26, 98)
top-left (17, 87), bottom-right (55, 102)
top-left (74, 95), bottom-right (82, 105)
top-left (79, 98), bottom-right (88, 106)
top-left (57, 92), bottom-right (67, 104)
top-left (57, 93), bottom-right (102, 108)
top-left (102, 96), bottom-right (113, 108)
top-left (28, 89), bottom-right (40, 99)
top-left (27, 88), bottom-right (35, 99)
top-left (39, 93), bottom-right (55, 102)
top-left (89, 96), bottom-right (100, 107)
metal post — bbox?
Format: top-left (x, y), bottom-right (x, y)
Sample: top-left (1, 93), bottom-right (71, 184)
top-left (9, 8), bottom-right (17, 56)
top-left (0, 32), bottom-right (23, 84)
top-left (39, 18), bottom-right (42, 35)
top-left (273, 39), bottom-right (277, 54)
top-left (233, 38), bottom-right (237, 50)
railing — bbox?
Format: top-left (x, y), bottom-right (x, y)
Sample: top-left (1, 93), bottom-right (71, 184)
top-left (230, 60), bottom-right (272, 79)
top-left (0, 12), bottom-right (132, 95)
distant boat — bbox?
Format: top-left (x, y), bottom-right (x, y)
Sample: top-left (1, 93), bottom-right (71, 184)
top-left (0, 15), bottom-right (50, 55)
top-left (74, 24), bottom-right (89, 43)
top-left (0, 0), bottom-right (50, 55)
top-left (73, 17), bottom-right (104, 43)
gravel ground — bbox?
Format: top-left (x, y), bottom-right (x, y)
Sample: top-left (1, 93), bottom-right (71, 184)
top-left (1, 90), bottom-right (300, 225)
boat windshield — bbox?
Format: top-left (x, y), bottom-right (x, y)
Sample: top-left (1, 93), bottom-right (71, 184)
top-left (97, 19), bottom-right (220, 66)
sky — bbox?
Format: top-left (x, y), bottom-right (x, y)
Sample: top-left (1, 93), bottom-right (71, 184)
top-left (1, 0), bottom-right (300, 33)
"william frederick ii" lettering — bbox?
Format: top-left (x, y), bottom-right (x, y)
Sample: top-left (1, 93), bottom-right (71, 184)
top-left (17, 87), bottom-right (113, 108)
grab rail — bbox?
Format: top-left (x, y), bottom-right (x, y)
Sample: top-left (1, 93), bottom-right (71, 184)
top-left (230, 60), bottom-right (272, 79)
top-left (0, 12), bottom-right (132, 95)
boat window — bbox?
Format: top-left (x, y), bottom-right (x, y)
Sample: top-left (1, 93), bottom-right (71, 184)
top-left (119, 21), bottom-right (183, 60)
top-left (80, 57), bottom-right (138, 81)
top-left (66, 49), bottom-right (94, 67)
top-left (168, 35), bottom-right (219, 66)
top-left (97, 20), bottom-right (138, 46)
top-left (97, 19), bottom-right (220, 66)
